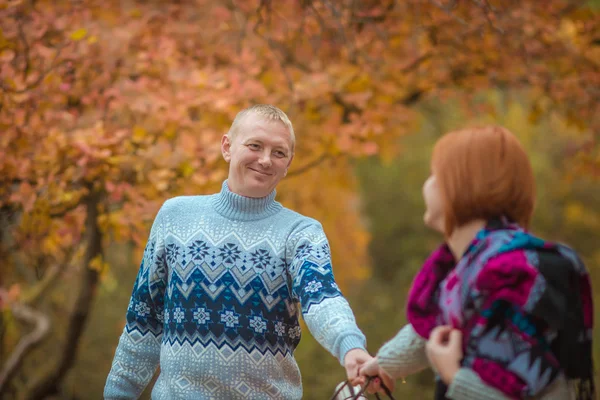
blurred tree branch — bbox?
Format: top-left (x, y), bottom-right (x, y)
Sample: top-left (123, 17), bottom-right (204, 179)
top-left (0, 303), bottom-right (51, 394)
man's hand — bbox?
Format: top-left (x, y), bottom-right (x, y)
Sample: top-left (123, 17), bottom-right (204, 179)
top-left (358, 356), bottom-right (395, 395)
top-left (343, 348), bottom-right (372, 386)
top-left (425, 325), bottom-right (463, 385)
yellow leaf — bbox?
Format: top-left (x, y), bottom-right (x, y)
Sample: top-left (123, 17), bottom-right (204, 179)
top-left (89, 254), bottom-right (104, 272)
top-left (107, 155), bottom-right (125, 165)
top-left (0, 27), bottom-right (11, 48)
top-left (132, 125), bottom-right (146, 142)
top-left (42, 236), bottom-right (60, 254)
top-left (179, 161), bottom-right (195, 178)
top-left (129, 8), bottom-right (142, 18)
top-left (345, 74), bottom-right (371, 93)
top-left (260, 71), bottom-right (275, 87)
top-left (87, 35), bottom-right (98, 44)
top-left (61, 192), bottom-right (74, 202)
top-left (558, 19), bottom-right (577, 42)
top-left (100, 269), bottom-right (118, 293)
top-left (70, 28), bottom-right (88, 41)
top-left (564, 202), bottom-right (584, 223)
top-left (164, 123), bottom-right (178, 140)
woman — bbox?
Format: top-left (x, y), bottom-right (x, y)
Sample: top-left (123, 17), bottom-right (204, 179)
top-left (358, 126), bottom-right (595, 400)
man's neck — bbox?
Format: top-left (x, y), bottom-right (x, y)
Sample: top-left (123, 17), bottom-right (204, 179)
top-left (226, 181), bottom-right (270, 199)
top-left (447, 219), bottom-right (487, 260)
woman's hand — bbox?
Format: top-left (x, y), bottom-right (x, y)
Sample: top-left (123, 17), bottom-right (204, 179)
top-left (357, 356), bottom-right (395, 395)
top-left (425, 325), bottom-right (463, 385)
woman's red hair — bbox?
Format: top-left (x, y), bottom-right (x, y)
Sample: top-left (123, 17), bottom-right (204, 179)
top-left (432, 126), bottom-right (536, 235)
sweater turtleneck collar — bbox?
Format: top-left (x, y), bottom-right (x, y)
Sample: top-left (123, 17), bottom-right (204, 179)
top-left (212, 180), bottom-right (282, 221)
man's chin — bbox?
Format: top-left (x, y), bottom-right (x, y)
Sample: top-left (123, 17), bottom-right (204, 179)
top-left (244, 182), bottom-right (276, 198)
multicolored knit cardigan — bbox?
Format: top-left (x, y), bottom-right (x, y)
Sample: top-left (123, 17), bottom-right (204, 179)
top-left (406, 219), bottom-right (595, 400)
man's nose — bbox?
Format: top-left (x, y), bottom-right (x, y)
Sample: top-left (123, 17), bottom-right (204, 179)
top-left (258, 152), bottom-right (272, 167)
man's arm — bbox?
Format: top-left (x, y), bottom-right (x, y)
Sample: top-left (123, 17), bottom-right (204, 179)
top-left (286, 220), bottom-right (367, 365)
top-left (104, 204), bottom-right (168, 399)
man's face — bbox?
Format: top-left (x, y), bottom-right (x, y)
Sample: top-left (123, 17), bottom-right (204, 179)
top-left (221, 113), bottom-right (294, 198)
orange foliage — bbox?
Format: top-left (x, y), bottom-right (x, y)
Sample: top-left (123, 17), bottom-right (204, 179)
top-left (1, 0), bottom-right (598, 297)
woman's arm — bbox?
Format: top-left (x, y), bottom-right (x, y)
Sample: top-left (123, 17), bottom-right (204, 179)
top-left (371, 324), bottom-right (512, 399)
top-left (376, 324), bottom-right (429, 379)
top-left (446, 368), bottom-right (510, 400)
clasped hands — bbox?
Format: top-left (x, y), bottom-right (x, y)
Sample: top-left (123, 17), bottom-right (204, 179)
top-left (344, 326), bottom-right (463, 395)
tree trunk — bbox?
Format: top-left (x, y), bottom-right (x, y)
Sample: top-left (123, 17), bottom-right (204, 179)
top-left (25, 192), bottom-right (103, 399)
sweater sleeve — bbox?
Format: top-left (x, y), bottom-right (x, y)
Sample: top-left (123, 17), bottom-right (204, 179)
top-left (376, 324), bottom-right (429, 379)
top-left (104, 204), bottom-right (168, 399)
top-left (446, 368), bottom-right (511, 400)
top-left (287, 220), bottom-right (366, 365)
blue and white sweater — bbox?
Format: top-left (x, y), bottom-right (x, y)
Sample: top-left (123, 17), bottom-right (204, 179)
top-left (104, 181), bottom-right (367, 399)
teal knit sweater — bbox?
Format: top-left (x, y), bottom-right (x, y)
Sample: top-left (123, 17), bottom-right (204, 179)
top-left (104, 181), bottom-right (366, 399)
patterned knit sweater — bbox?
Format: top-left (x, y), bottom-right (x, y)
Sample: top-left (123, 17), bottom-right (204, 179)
top-left (377, 324), bottom-right (574, 400)
top-left (104, 181), bottom-right (367, 400)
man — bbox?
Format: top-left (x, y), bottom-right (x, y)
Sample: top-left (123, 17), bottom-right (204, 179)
top-left (104, 104), bottom-right (372, 399)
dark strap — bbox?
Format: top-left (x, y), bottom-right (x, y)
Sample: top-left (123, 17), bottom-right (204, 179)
top-left (331, 376), bottom-right (396, 400)
top-left (434, 379), bottom-right (449, 400)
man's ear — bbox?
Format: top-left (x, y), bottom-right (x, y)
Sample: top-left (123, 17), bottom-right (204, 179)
top-left (221, 134), bottom-right (232, 162)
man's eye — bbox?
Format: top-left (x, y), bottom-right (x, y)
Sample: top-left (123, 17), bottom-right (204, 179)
top-left (274, 151), bottom-right (286, 158)
top-left (248, 144), bottom-right (261, 150)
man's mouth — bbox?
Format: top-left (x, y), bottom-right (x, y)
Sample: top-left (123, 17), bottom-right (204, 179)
top-left (248, 167), bottom-right (272, 176)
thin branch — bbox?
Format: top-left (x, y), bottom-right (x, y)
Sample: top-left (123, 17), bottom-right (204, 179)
top-left (20, 260), bottom-right (68, 305)
top-left (290, 3), bottom-right (309, 55)
top-left (553, 0), bottom-right (585, 18)
top-left (350, 0), bottom-right (397, 24)
top-left (399, 52), bottom-right (432, 74)
top-left (0, 303), bottom-right (51, 393)
top-left (252, 1), bottom-right (313, 92)
top-left (321, 0), bottom-right (358, 62)
top-left (307, 2), bottom-right (327, 55)
top-left (287, 152), bottom-right (331, 177)
top-left (261, 35), bottom-right (296, 93)
top-left (472, 0), bottom-right (505, 34)
top-left (350, 0), bottom-right (359, 23)
top-left (49, 199), bottom-right (84, 218)
top-left (0, 50), bottom-right (71, 95)
top-left (228, 0), bottom-right (249, 54)
top-left (253, 0), bottom-right (272, 33)
top-left (429, 0), bottom-right (458, 11)
top-left (400, 89), bottom-right (425, 105)
top-left (16, 15), bottom-right (31, 80)
top-left (433, 0), bottom-right (458, 9)
top-left (3, 178), bottom-right (85, 218)
top-left (429, 0), bottom-right (468, 26)
top-left (332, 92), bottom-right (360, 123)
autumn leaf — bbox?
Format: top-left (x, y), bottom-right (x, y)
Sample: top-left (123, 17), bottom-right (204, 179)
top-left (70, 28), bottom-right (88, 41)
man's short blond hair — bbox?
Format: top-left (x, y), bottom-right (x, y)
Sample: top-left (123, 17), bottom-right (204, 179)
top-left (228, 104), bottom-right (295, 151)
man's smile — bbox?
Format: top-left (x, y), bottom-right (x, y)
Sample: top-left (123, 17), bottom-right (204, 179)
top-left (248, 167), bottom-right (272, 176)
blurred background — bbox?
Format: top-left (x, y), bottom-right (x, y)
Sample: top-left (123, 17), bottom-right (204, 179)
top-left (1, 0), bottom-right (599, 399)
